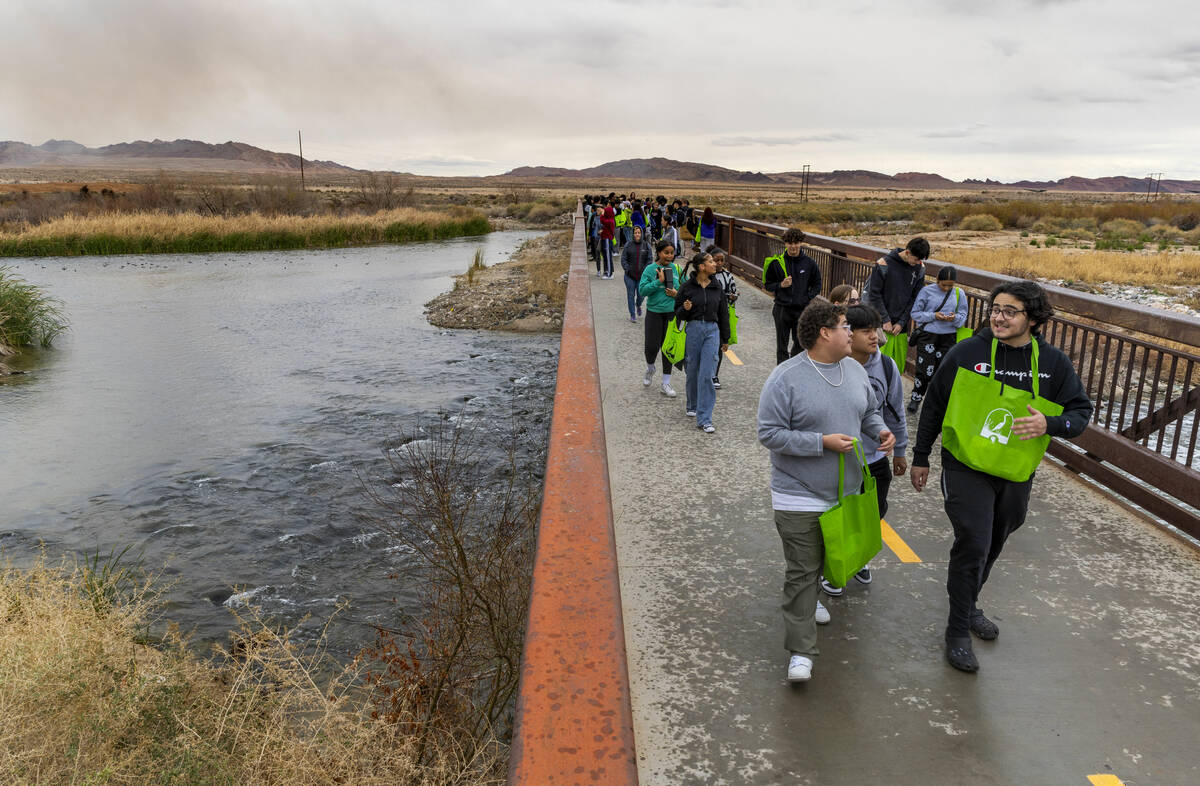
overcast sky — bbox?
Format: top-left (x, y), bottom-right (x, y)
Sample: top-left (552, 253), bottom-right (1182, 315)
top-left (3, 0), bottom-right (1198, 180)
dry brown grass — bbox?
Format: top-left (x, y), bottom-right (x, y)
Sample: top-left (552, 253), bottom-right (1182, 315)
top-left (2, 207), bottom-right (474, 242)
top-left (511, 231), bottom-right (570, 306)
top-left (0, 556), bottom-right (504, 785)
top-left (938, 247), bottom-right (1200, 287)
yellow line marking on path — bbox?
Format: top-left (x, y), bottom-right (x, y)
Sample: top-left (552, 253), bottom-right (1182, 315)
top-left (881, 519), bottom-right (921, 563)
top-left (1087, 775), bottom-right (1125, 786)
top-left (723, 349), bottom-right (743, 366)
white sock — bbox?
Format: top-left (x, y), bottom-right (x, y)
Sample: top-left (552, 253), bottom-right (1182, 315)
top-left (662, 374), bottom-right (672, 386)
top-left (646, 363), bottom-right (655, 374)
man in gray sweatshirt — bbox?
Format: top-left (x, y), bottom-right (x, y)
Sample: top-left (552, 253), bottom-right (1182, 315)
top-left (757, 301), bottom-right (894, 683)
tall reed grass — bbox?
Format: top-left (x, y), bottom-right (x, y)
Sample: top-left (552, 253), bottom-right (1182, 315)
top-left (0, 266), bottom-right (68, 347)
top-left (0, 208), bottom-right (491, 257)
top-left (939, 247), bottom-right (1200, 287)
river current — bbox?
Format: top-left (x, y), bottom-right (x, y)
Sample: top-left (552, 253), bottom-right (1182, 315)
top-left (0, 230), bottom-right (557, 655)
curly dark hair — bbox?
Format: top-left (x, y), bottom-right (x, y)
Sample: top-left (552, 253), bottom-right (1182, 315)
top-left (781, 227), bottom-right (806, 244)
top-left (989, 280), bottom-right (1055, 333)
top-left (796, 300), bottom-right (846, 350)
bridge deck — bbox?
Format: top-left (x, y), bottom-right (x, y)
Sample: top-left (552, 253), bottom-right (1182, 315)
top-left (589, 271), bottom-right (1200, 785)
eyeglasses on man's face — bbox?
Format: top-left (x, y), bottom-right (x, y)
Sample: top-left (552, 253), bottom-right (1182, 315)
top-left (989, 305), bottom-right (1026, 319)
top-left (848, 297), bottom-right (862, 304)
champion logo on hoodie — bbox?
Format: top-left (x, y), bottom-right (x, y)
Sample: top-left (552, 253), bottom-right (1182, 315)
top-left (974, 362), bottom-right (991, 374)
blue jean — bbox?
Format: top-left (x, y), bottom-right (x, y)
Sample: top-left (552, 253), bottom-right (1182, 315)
top-left (684, 321), bottom-right (720, 426)
top-left (599, 238), bottom-right (613, 276)
top-left (623, 273), bottom-right (645, 318)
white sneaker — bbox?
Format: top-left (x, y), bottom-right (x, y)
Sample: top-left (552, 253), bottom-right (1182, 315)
top-left (686, 410), bottom-right (697, 417)
top-left (788, 654), bottom-right (813, 682)
top-left (701, 423), bottom-right (715, 433)
top-left (643, 369), bottom-right (653, 387)
top-left (661, 383), bottom-right (677, 398)
top-left (815, 600), bottom-right (831, 625)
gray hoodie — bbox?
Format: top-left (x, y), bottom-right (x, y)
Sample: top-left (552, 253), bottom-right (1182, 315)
top-left (757, 351), bottom-right (887, 506)
top-left (861, 350), bottom-right (908, 463)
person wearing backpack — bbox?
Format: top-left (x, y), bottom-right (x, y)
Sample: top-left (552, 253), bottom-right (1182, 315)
top-left (763, 227), bottom-right (823, 365)
top-left (864, 236), bottom-right (929, 370)
top-left (695, 207), bottom-right (717, 251)
top-left (598, 201), bottom-right (617, 279)
top-left (710, 247), bottom-right (738, 389)
top-left (910, 281), bottom-right (1093, 673)
top-left (819, 304), bottom-right (909, 597)
top-left (907, 266), bottom-right (969, 413)
top-left (620, 226), bottom-right (654, 322)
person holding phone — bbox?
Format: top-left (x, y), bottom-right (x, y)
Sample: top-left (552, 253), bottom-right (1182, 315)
top-left (638, 240), bottom-right (682, 397)
top-left (674, 251), bottom-right (730, 433)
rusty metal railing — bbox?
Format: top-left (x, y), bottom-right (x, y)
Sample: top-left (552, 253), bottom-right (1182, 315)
top-left (710, 213), bottom-right (1200, 539)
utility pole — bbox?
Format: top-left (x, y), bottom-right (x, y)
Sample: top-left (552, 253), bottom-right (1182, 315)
top-left (800, 164), bottom-right (811, 203)
top-left (1146, 172), bottom-right (1163, 201)
top-left (298, 130), bottom-right (306, 192)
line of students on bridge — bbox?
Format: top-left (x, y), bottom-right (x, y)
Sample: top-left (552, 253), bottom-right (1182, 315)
top-left (582, 199), bottom-right (1097, 683)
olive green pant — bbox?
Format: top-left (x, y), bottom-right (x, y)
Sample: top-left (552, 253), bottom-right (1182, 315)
top-left (774, 509), bottom-right (825, 657)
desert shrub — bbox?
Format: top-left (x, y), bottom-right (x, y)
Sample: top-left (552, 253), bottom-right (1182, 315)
top-left (524, 203), bottom-right (561, 223)
top-left (958, 214), bottom-right (1003, 231)
top-left (1147, 224), bottom-right (1185, 243)
top-left (0, 266), bottom-right (68, 347)
top-left (1170, 212), bottom-right (1200, 232)
top-left (1099, 218), bottom-right (1145, 237)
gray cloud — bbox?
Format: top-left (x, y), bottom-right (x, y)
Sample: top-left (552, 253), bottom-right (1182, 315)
top-left (396, 155), bottom-right (495, 168)
top-left (922, 124), bottom-right (987, 139)
top-left (713, 134), bottom-right (857, 147)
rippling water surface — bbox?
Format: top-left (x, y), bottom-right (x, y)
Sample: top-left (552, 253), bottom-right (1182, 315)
top-left (0, 231), bottom-right (557, 655)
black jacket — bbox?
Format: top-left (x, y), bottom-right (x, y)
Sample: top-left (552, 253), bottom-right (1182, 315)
top-left (912, 327), bottom-right (1094, 469)
top-left (865, 248), bottom-right (925, 330)
top-left (620, 239), bottom-right (654, 281)
top-left (763, 251), bottom-right (822, 311)
top-left (674, 277), bottom-right (731, 345)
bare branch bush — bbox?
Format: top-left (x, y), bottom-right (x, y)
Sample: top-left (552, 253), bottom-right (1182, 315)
top-left (360, 416), bottom-right (539, 773)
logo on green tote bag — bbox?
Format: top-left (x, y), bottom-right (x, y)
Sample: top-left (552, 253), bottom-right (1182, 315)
top-left (980, 408), bottom-right (1014, 444)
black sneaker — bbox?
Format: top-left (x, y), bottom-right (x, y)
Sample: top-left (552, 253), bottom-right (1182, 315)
top-left (819, 575), bottom-right (843, 596)
top-left (854, 567), bottom-right (872, 585)
top-left (945, 637), bottom-right (979, 673)
top-left (712, 376), bottom-right (721, 389)
top-left (969, 611), bottom-right (1000, 641)
top-left (906, 399), bottom-right (920, 414)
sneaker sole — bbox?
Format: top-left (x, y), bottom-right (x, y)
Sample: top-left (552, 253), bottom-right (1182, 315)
top-left (855, 574), bottom-right (872, 585)
top-left (821, 585), bottom-right (844, 597)
top-left (787, 672), bottom-right (811, 683)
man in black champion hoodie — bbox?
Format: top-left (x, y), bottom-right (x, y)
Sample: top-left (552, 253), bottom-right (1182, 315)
top-left (909, 280), bottom-right (1093, 674)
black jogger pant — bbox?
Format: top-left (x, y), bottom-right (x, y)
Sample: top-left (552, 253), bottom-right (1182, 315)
top-left (644, 310), bottom-right (674, 374)
top-left (940, 461), bottom-right (1033, 638)
top-left (911, 330), bottom-right (957, 402)
top-left (867, 456), bottom-right (893, 520)
top-left (773, 303), bottom-right (803, 365)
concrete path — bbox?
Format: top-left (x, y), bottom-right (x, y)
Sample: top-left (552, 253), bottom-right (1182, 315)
top-left (589, 269), bottom-right (1200, 786)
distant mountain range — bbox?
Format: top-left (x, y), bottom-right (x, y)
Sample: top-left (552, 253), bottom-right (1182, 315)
top-left (503, 157), bottom-right (1200, 194)
top-left (0, 139), bottom-right (357, 174)
top-left (3, 141), bottom-right (1197, 193)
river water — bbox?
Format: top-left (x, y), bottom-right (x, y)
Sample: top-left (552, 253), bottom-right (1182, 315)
top-left (0, 230), bottom-right (557, 655)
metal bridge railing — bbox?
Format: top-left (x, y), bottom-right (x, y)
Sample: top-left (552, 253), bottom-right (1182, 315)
top-left (711, 213), bottom-right (1200, 539)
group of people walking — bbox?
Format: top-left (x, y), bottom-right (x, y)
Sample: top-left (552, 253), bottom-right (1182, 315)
top-left (583, 197), bottom-right (1096, 684)
top-left (584, 193), bottom-right (736, 433)
top-left (755, 233), bottom-right (1094, 681)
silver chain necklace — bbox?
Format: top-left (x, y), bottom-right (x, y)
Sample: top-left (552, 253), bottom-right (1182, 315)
top-left (807, 353), bottom-right (844, 387)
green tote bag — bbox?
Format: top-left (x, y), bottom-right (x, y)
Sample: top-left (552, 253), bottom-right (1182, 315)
top-left (941, 338), bottom-right (1065, 483)
top-left (880, 331), bottom-right (908, 372)
top-left (662, 318), bottom-right (687, 365)
top-left (728, 304), bottom-right (739, 345)
top-left (819, 440), bottom-right (883, 589)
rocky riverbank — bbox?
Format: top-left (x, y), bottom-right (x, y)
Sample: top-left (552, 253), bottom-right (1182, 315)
top-left (425, 231), bottom-right (570, 332)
